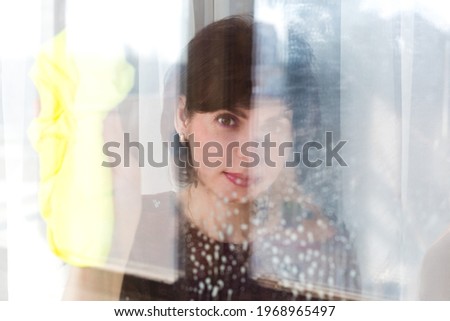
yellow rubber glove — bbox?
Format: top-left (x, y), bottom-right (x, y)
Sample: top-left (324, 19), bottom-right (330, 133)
top-left (29, 30), bottom-right (135, 267)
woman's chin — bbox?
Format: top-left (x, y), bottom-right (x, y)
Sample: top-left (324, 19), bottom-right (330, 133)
top-left (196, 174), bottom-right (273, 205)
top-left (221, 185), bottom-right (269, 204)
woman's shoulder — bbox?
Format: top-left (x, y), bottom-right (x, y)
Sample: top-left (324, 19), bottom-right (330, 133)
top-left (141, 190), bottom-right (177, 215)
top-left (124, 190), bottom-right (180, 282)
top-left (135, 191), bottom-right (178, 241)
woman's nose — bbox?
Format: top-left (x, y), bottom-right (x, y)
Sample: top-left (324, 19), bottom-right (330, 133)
top-left (234, 129), bottom-right (266, 166)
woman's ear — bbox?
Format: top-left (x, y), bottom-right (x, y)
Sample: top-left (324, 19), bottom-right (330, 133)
top-left (174, 96), bottom-right (189, 139)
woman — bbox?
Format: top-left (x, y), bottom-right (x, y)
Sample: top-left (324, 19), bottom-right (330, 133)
top-left (119, 16), bottom-right (360, 301)
top-left (66, 15), bottom-right (360, 301)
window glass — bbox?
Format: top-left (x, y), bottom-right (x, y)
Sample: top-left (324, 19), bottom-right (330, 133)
top-left (0, 62), bottom-right (7, 301)
top-left (1, 0), bottom-right (449, 301)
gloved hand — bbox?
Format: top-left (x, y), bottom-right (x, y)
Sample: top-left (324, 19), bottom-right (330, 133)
top-left (29, 30), bottom-right (135, 267)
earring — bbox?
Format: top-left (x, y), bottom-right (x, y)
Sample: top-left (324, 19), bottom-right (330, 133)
top-left (179, 133), bottom-right (186, 142)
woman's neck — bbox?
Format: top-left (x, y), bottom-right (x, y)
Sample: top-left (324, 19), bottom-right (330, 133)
top-left (179, 183), bottom-right (251, 244)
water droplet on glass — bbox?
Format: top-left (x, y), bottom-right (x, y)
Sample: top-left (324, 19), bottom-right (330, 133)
top-left (226, 224), bottom-right (233, 236)
top-left (227, 289), bottom-right (233, 300)
top-left (283, 255), bottom-right (292, 264)
top-left (212, 285), bottom-right (219, 298)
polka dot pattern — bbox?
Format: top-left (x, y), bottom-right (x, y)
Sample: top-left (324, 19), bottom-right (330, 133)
top-left (181, 221), bottom-right (249, 300)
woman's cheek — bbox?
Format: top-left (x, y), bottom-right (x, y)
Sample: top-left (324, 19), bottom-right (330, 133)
top-left (191, 135), bottom-right (229, 169)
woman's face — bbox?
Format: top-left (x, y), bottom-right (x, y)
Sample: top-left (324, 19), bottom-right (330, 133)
top-left (183, 98), bottom-right (293, 203)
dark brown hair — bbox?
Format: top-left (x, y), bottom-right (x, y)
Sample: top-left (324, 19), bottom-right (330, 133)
top-left (161, 15), bottom-right (320, 186)
top-left (180, 16), bottom-right (254, 116)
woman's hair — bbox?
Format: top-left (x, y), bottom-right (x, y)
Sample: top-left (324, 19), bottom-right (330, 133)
top-left (161, 15), bottom-right (320, 186)
top-left (181, 16), bottom-right (253, 116)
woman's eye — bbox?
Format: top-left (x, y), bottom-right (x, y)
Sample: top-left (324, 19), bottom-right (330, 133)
top-left (216, 114), bottom-right (237, 127)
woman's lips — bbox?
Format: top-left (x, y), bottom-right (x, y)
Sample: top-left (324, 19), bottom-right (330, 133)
top-left (224, 172), bottom-right (258, 187)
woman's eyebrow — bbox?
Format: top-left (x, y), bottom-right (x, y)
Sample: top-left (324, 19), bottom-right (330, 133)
top-left (263, 115), bottom-right (285, 124)
top-left (228, 108), bottom-right (248, 119)
top-left (264, 108), bottom-right (291, 120)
